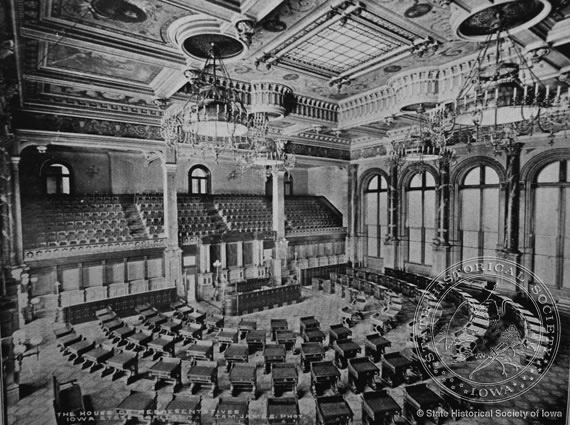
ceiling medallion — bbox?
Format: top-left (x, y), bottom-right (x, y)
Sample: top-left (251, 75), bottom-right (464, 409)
top-left (384, 65), bottom-right (402, 73)
top-left (404, 3), bottom-right (433, 19)
top-left (167, 16), bottom-right (253, 63)
top-left (262, 17), bottom-right (287, 32)
top-left (283, 74), bottom-right (299, 81)
top-left (90, 0), bottom-right (147, 23)
top-left (450, 0), bottom-right (551, 41)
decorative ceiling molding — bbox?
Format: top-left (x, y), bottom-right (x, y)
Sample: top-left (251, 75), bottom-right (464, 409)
top-left (254, 0), bottom-right (428, 86)
top-left (337, 46), bottom-right (565, 129)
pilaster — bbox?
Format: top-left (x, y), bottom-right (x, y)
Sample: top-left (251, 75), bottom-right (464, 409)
top-left (10, 157), bottom-right (23, 265)
top-left (347, 164), bottom-right (359, 265)
top-left (162, 161), bottom-right (182, 289)
top-left (272, 169), bottom-right (287, 284)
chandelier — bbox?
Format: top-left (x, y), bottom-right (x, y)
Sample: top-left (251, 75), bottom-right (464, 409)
top-left (160, 43), bottom-right (249, 156)
top-left (389, 104), bottom-right (457, 166)
top-left (235, 138), bottom-right (296, 178)
top-left (430, 17), bottom-right (568, 155)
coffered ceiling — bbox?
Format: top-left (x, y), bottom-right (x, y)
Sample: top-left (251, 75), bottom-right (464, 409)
top-left (9, 0), bottom-right (570, 157)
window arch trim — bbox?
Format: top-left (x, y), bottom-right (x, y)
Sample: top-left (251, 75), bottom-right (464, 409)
top-left (451, 156), bottom-right (505, 187)
top-left (521, 148), bottom-right (570, 183)
top-left (188, 164), bottom-right (211, 195)
top-left (358, 168), bottom-right (390, 195)
top-left (41, 160), bottom-right (73, 195)
top-left (398, 164), bottom-right (439, 190)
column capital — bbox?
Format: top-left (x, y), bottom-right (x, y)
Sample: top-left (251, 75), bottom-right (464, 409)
top-left (503, 141), bottom-right (523, 157)
top-left (10, 156), bottom-right (21, 165)
top-left (271, 168), bottom-right (286, 178)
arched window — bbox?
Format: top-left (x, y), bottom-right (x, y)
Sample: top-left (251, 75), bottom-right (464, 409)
top-left (459, 165), bottom-right (500, 260)
top-left (405, 172), bottom-right (435, 266)
top-left (364, 174), bottom-right (388, 259)
top-left (532, 160), bottom-right (570, 288)
top-left (189, 165), bottom-right (211, 195)
top-left (43, 162), bottom-right (71, 194)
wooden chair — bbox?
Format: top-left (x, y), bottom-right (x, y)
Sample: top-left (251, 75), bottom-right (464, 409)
top-left (52, 375), bottom-right (85, 425)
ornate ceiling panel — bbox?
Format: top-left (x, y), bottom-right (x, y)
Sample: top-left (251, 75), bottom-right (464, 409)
top-left (44, 44), bottom-right (162, 84)
top-left (11, 0), bottom-right (570, 159)
top-left (49, 0), bottom-right (192, 45)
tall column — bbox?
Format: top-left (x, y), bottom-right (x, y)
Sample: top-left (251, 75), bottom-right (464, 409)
top-left (347, 164), bottom-right (359, 266)
top-left (272, 169), bottom-right (287, 285)
top-left (384, 162), bottom-right (400, 269)
top-left (499, 142), bottom-right (522, 292)
top-left (503, 143), bottom-right (522, 254)
top-left (10, 156), bottom-right (23, 265)
top-left (162, 161), bottom-right (183, 291)
top-left (432, 160), bottom-right (451, 274)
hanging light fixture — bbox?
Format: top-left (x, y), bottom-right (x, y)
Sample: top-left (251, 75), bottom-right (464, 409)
top-left (430, 10), bottom-right (569, 155)
top-left (160, 42), bottom-right (249, 155)
top-left (389, 104), bottom-right (457, 166)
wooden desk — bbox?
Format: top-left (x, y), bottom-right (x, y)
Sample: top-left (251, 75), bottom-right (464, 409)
top-left (362, 390), bottom-right (401, 425)
top-left (104, 352), bottom-right (138, 384)
top-left (303, 328), bottom-right (325, 344)
top-left (229, 363), bottom-right (257, 397)
top-left (180, 323), bottom-right (203, 343)
top-left (275, 330), bottom-right (297, 351)
top-left (364, 334), bottom-right (391, 363)
top-left (147, 358), bottom-right (181, 391)
top-left (315, 395), bottom-right (353, 425)
top-left (238, 319), bottom-right (257, 340)
top-left (163, 394), bottom-right (201, 424)
top-left (300, 342), bottom-right (325, 373)
top-left (187, 360), bottom-right (218, 396)
top-left (348, 357), bottom-right (380, 393)
top-left (215, 398), bottom-right (248, 425)
top-left (188, 310), bottom-right (206, 324)
top-left (125, 332), bottom-right (152, 352)
top-left (310, 361), bottom-right (340, 396)
top-left (97, 312), bottom-right (117, 323)
top-left (267, 397), bottom-right (299, 425)
top-left (270, 319), bottom-right (288, 341)
top-left (185, 341), bottom-right (214, 362)
top-left (82, 346), bottom-right (112, 372)
top-left (103, 319), bottom-right (123, 332)
top-left (382, 352), bottom-right (414, 387)
top-left (53, 326), bottom-right (74, 339)
top-left (147, 336), bottom-right (175, 358)
top-left (138, 308), bottom-right (158, 320)
top-left (299, 316), bottom-right (320, 334)
top-left (206, 314), bottom-right (224, 332)
top-left (65, 340), bottom-right (95, 364)
top-left (403, 383), bottom-right (447, 425)
top-left (333, 341), bottom-right (361, 369)
top-left (245, 329), bottom-right (266, 353)
top-left (263, 344), bottom-right (286, 374)
top-left (216, 328), bottom-right (239, 352)
top-left (115, 391), bottom-right (156, 422)
top-left (224, 344), bottom-right (249, 372)
top-left (57, 333), bottom-right (82, 350)
top-left (160, 319), bottom-right (182, 336)
top-left (111, 325), bottom-right (135, 341)
top-left (328, 324), bottom-right (352, 348)
top-left (146, 314), bottom-right (168, 329)
top-left (271, 363), bottom-right (298, 396)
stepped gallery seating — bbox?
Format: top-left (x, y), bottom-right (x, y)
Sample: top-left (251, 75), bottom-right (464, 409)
top-left (22, 193), bottom-right (344, 248)
top-left (22, 195), bottom-right (133, 248)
